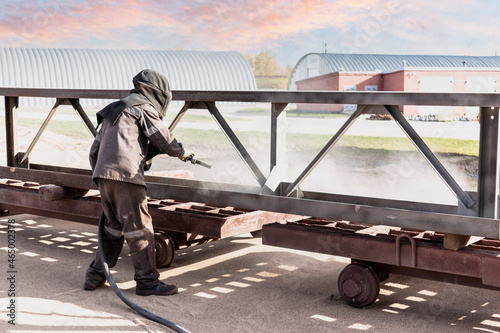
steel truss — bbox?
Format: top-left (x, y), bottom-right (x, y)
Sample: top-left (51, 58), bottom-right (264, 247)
top-left (2, 87), bottom-right (500, 304)
top-left (1, 88), bottom-right (499, 238)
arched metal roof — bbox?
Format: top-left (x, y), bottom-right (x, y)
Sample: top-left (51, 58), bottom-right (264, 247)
top-left (0, 47), bottom-right (256, 91)
top-left (288, 53), bottom-right (500, 89)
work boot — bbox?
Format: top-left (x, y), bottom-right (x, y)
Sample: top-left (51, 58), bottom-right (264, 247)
top-left (136, 282), bottom-right (178, 296)
top-left (83, 268), bottom-right (106, 290)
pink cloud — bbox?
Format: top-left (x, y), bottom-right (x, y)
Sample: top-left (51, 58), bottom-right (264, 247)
top-left (0, 0), bottom-right (175, 47)
top-left (168, 0), bottom-right (385, 50)
top-left (0, 0), bottom-right (386, 50)
top-left (1, 0), bottom-right (490, 58)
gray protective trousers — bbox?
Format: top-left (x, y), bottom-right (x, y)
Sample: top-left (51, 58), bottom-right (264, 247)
top-left (86, 178), bottom-right (160, 288)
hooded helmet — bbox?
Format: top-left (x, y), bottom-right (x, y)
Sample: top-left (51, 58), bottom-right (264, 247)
top-left (96, 69), bottom-right (172, 125)
top-left (132, 69), bottom-right (172, 120)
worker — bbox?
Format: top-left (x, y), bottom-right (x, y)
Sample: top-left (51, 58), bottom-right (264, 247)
top-left (84, 69), bottom-right (193, 296)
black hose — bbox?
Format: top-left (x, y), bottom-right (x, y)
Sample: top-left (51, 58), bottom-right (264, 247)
top-left (97, 211), bottom-right (191, 333)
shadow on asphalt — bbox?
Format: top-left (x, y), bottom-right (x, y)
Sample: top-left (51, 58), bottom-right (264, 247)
top-left (1, 214), bottom-right (500, 333)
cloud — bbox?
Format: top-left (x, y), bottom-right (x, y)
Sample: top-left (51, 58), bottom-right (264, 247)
top-left (0, 0), bottom-right (175, 47)
top-left (170, 0), bottom-right (387, 50)
top-left (0, 0), bottom-right (497, 60)
top-left (0, 0), bottom-right (388, 50)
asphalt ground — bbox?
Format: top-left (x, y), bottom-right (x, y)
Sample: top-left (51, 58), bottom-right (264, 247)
top-left (1, 214), bottom-right (500, 333)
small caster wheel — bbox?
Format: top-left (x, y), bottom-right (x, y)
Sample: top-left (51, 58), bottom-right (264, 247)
top-left (338, 262), bottom-right (380, 308)
top-left (154, 232), bottom-right (175, 268)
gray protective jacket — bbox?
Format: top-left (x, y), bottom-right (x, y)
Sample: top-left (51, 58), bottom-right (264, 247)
top-left (89, 104), bottom-right (184, 187)
top-left (90, 104), bottom-right (184, 186)
top-left (89, 70), bottom-right (184, 187)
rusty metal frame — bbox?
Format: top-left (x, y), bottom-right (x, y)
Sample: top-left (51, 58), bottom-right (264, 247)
top-left (262, 221), bottom-right (500, 290)
top-left (0, 180), bottom-right (292, 240)
top-left (1, 88), bottom-right (500, 240)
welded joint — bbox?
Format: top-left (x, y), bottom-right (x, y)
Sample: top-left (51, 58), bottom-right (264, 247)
top-left (5, 96), bottom-right (19, 109)
top-left (272, 103), bottom-right (288, 115)
top-left (395, 233), bottom-right (417, 267)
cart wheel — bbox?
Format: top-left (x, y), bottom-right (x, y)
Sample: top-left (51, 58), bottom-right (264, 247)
top-left (337, 262), bottom-right (380, 308)
top-left (154, 233), bottom-right (175, 268)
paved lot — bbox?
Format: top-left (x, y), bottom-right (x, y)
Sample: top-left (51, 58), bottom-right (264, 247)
top-left (1, 214), bottom-right (500, 333)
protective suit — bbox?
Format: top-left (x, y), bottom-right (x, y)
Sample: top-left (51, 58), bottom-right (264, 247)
top-left (85, 69), bottom-right (189, 296)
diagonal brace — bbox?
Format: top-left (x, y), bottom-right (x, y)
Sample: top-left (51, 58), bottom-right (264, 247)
top-left (204, 101), bottom-right (267, 187)
top-left (384, 105), bottom-right (475, 208)
top-left (169, 101), bottom-right (195, 132)
top-left (20, 98), bottom-right (64, 165)
top-left (69, 98), bottom-right (97, 137)
top-left (284, 105), bottom-right (368, 197)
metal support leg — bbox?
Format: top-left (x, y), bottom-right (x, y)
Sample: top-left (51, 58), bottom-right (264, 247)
top-left (4, 96), bottom-right (18, 167)
top-left (260, 103), bottom-right (288, 194)
top-left (270, 103), bottom-right (287, 171)
top-left (477, 106), bottom-right (499, 218)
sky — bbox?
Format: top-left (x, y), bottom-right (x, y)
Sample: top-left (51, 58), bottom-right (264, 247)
top-left (0, 0), bottom-right (499, 68)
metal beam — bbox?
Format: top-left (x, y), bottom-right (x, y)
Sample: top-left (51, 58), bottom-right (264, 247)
top-left (3, 164), bottom-right (459, 213)
top-left (0, 166), bottom-right (97, 190)
top-left (1, 88), bottom-right (500, 107)
top-left (0, 165), bottom-right (498, 238)
top-left (144, 183), bottom-right (500, 239)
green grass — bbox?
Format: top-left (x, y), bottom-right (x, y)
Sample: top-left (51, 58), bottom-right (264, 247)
top-left (234, 108), bottom-right (350, 118)
top-left (13, 117), bottom-right (96, 138)
top-left (233, 108), bottom-right (269, 115)
top-left (164, 113), bottom-right (243, 122)
top-left (287, 133), bottom-right (479, 156)
top-left (286, 110), bottom-right (350, 118)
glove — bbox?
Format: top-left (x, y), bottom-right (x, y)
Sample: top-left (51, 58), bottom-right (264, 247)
top-left (179, 148), bottom-right (195, 162)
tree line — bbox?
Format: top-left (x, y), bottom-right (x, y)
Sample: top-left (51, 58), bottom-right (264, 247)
top-left (246, 51), bottom-right (292, 90)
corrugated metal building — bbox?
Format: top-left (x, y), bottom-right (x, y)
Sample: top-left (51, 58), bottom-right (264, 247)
top-left (289, 53), bottom-right (500, 119)
top-left (289, 53), bottom-right (500, 90)
top-left (0, 48), bottom-right (257, 106)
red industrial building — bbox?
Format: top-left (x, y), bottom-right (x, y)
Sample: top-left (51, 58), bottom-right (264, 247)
top-left (289, 53), bottom-right (500, 120)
